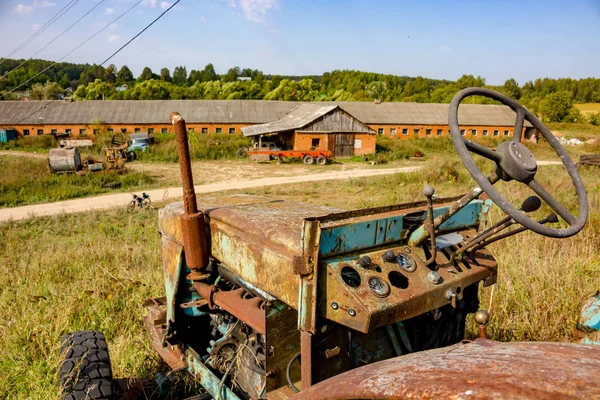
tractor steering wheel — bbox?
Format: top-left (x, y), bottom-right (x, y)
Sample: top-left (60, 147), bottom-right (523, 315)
top-left (448, 87), bottom-right (588, 238)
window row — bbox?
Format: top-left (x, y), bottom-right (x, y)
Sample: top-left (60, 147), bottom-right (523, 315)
top-left (23, 126), bottom-right (239, 136)
top-left (377, 127), bottom-right (512, 137)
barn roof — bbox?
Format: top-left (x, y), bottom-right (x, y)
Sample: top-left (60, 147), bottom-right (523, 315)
top-left (0, 99), bottom-right (531, 127)
top-left (242, 104), bottom-right (337, 136)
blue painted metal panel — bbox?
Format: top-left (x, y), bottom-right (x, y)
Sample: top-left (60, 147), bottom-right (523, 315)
top-left (578, 292), bottom-right (600, 345)
top-left (320, 200), bottom-right (484, 257)
top-left (186, 349), bottom-right (242, 400)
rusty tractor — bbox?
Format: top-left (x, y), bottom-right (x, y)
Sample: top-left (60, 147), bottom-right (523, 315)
top-left (59, 88), bottom-right (600, 399)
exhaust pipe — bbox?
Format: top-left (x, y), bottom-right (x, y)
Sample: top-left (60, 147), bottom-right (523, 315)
top-left (170, 112), bottom-right (209, 270)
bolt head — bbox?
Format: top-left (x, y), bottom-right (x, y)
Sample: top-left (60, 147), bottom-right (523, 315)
top-left (331, 302), bottom-right (339, 310)
top-left (427, 270), bottom-right (442, 284)
top-left (474, 310), bottom-right (490, 325)
top-left (348, 308), bottom-right (357, 317)
top-left (357, 255), bottom-right (372, 268)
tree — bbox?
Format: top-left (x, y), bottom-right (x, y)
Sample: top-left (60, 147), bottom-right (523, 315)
top-left (139, 66), bottom-right (154, 81)
top-left (160, 68), bottom-right (171, 82)
top-left (117, 65), bottom-right (134, 84)
top-left (173, 66), bottom-right (187, 85)
top-left (188, 69), bottom-right (202, 85)
top-left (30, 81), bottom-right (64, 99)
top-left (201, 63), bottom-right (218, 82)
top-left (74, 79), bottom-right (114, 100)
top-left (104, 64), bottom-right (117, 84)
top-left (224, 66), bottom-right (240, 82)
top-left (503, 78), bottom-right (521, 99)
top-left (59, 73), bottom-right (71, 89)
top-left (540, 91), bottom-right (573, 122)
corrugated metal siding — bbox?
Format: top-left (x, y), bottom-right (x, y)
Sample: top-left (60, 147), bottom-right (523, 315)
top-left (0, 99), bottom-right (530, 127)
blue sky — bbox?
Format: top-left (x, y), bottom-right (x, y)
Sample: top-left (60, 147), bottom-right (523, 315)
top-left (0, 0), bottom-right (598, 85)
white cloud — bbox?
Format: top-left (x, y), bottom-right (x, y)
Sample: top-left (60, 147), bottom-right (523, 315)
top-left (227, 0), bottom-right (237, 8)
top-left (142, 0), bottom-right (157, 8)
top-left (108, 35), bottom-right (120, 42)
top-left (160, 1), bottom-right (170, 10)
top-left (109, 23), bottom-right (118, 30)
top-left (31, 23), bottom-right (41, 31)
top-left (105, 7), bottom-right (114, 15)
top-left (199, 16), bottom-right (207, 23)
top-left (237, 0), bottom-right (277, 23)
top-left (15, 4), bottom-right (33, 14)
top-left (15, 1), bottom-right (55, 15)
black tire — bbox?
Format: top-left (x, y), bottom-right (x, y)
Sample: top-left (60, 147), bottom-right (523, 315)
top-left (127, 151), bottom-right (136, 161)
top-left (236, 147), bottom-right (248, 158)
top-left (126, 200), bottom-right (136, 213)
top-left (303, 155), bottom-right (315, 165)
top-left (142, 197), bottom-right (151, 209)
top-left (316, 155), bottom-right (327, 165)
top-left (59, 331), bottom-right (114, 400)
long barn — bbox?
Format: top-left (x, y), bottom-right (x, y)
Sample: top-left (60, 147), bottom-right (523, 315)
top-left (0, 100), bottom-right (532, 156)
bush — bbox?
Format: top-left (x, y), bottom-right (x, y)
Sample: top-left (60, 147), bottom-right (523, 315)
top-left (0, 135), bottom-right (55, 151)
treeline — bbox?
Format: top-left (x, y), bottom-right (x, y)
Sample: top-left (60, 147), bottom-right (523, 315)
top-left (1, 58), bottom-right (600, 123)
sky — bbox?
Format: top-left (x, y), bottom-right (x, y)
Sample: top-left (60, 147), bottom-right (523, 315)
top-left (0, 0), bottom-right (599, 85)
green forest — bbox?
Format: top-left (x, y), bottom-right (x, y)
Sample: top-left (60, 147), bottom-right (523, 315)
top-left (1, 58), bottom-right (599, 124)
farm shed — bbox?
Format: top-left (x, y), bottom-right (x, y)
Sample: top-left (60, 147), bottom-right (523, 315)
top-left (0, 128), bottom-right (16, 143)
top-left (241, 104), bottom-right (375, 157)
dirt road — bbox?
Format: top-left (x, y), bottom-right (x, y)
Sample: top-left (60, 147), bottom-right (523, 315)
top-left (0, 165), bottom-right (422, 222)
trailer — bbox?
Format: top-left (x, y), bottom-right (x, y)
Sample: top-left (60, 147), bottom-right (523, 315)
top-left (578, 154), bottom-right (600, 168)
top-left (249, 149), bottom-right (332, 164)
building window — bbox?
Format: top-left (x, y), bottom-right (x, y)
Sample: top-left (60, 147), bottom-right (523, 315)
top-left (66, 129), bottom-right (72, 136)
top-left (201, 127), bottom-right (208, 134)
top-left (425, 129), bottom-right (432, 135)
top-left (437, 129), bottom-right (443, 136)
top-left (93, 129), bottom-right (99, 135)
top-left (134, 128), bottom-right (141, 133)
top-left (79, 129), bottom-right (86, 135)
top-left (402, 128), bottom-right (408, 135)
top-left (107, 128), bottom-right (114, 133)
top-left (216, 127), bottom-right (222, 134)
top-left (460, 129), bottom-right (466, 136)
top-left (378, 128), bottom-right (384, 135)
top-left (471, 129), bottom-right (477, 136)
top-left (161, 127), bottom-right (168, 133)
top-left (23, 129), bottom-right (30, 136)
top-left (483, 130), bottom-right (489, 136)
top-left (229, 127), bottom-right (236, 134)
top-left (390, 128), bottom-right (397, 136)
top-left (51, 129), bottom-right (57, 134)
top-left (37, 129), bottom-right (44, 135)
top-left (312, 138), bottom-right (320, 148)
top-left (504, 130), bottom-right (509, 136)
top-left (148, 128), bottom-right (154, 134)
top-left (493, 130), bottom-right (499, 136)
top-left (121, 128), bottom-right (127, 133)
top-left (354, 139), bottom-right (362, 149)
top-left (413, 128), bottom-right (420, 135)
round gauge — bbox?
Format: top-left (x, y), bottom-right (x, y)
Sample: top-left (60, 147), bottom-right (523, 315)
top-left (396, 253), bottom-right (416, 272)
top-left (368, 276), bottom-right (390, 297)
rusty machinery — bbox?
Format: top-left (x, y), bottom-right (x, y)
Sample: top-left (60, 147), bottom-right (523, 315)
top-left (60, 88), bottom-right (600, 399)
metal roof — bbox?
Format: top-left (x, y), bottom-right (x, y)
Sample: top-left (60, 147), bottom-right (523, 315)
top-left (241, 104), bottom-right (339, 136)
top-left (0, 99), bottom-right (530, 127)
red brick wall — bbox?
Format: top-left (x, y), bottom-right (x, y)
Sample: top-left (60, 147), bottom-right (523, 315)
top-left (368, 124), bottom-right (520, 139)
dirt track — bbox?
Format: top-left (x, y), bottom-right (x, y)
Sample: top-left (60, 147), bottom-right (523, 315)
top-left (0, 165), bottom-right (422, 222)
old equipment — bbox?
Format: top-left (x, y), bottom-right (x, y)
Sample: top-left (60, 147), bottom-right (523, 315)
top-left (60, 88), bottom-right (600, 399)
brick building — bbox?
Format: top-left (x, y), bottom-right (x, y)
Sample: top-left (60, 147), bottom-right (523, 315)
top-left (0, 99), bottom-right (533, 153)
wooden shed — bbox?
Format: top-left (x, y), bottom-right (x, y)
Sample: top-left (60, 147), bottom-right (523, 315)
top-left (241, 104), bottom-right (375, 157)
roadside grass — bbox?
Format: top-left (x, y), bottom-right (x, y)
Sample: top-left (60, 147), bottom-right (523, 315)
top-left (0, 156), bottom-right (156, 207)
top-left (1, 156), bottom-right (599, 398)
top-left (0, 135), bottom-right (55, 152)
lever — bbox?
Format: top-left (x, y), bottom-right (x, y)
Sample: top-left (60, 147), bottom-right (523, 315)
top-left (423, 185), bottom-right (437, 267)
top-left (450, 196), bottom-right (542, 262)
top-left (470, 213), bottom-right (558, 254)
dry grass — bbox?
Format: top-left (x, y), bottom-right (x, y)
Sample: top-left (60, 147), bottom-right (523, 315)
top-left (574, 103), bottom-right (600, 116)
top-left (1, 154), bottom-right (599, 398)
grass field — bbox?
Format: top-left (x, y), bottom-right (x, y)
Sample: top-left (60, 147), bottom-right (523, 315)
top-left (1, 153), bottom-right (599, 398)
top-left (0, 156), bottom-right (156, 207)
top-left (575, 103), bottom-right (600, 116)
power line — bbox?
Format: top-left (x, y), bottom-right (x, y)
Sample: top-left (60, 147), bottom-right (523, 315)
top-left (1, 0), bottom-right (143, 99)
top-left (1, 0), bottom-right (107, 81)
top-left (0, 0), bottom-right (80, 66)
top-left (10, 0), bottom-right (181, 125)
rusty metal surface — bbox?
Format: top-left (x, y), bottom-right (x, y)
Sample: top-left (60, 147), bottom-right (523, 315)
top-left (142, 298), bottom-right (187, 371)
top-left (576, 291), bottom-right (600, 345)
top-left (295, 339), bottom-right (600, 399)
top-left (193, 281), bottom-right (266, 334)
top-left (171, 111), bottom-right (209, 270)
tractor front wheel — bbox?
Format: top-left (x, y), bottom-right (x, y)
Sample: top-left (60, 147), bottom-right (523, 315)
top-left (236, 147), bottom-right (248, 158)
top-left (59, 330), bottom-right (115, 400)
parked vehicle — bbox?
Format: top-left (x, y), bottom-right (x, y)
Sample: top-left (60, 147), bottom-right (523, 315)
top-left (126, 193), bottom-right (151, 212)
top-left (60, 90), bottom-right (600, 399)
top-left (236, 141), bottom-right (282, 158)
top-left (127, 132), bottom-right (155, 158)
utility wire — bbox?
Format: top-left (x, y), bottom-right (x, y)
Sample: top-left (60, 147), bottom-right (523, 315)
top-left (1, 0), bottom-right (143, 99)
top-left (10, 0), bottom-right (180, 125)
top-left (0, 0), bottom-right (80, 66)
top-left (1, 0), bottom-right (106, 81)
